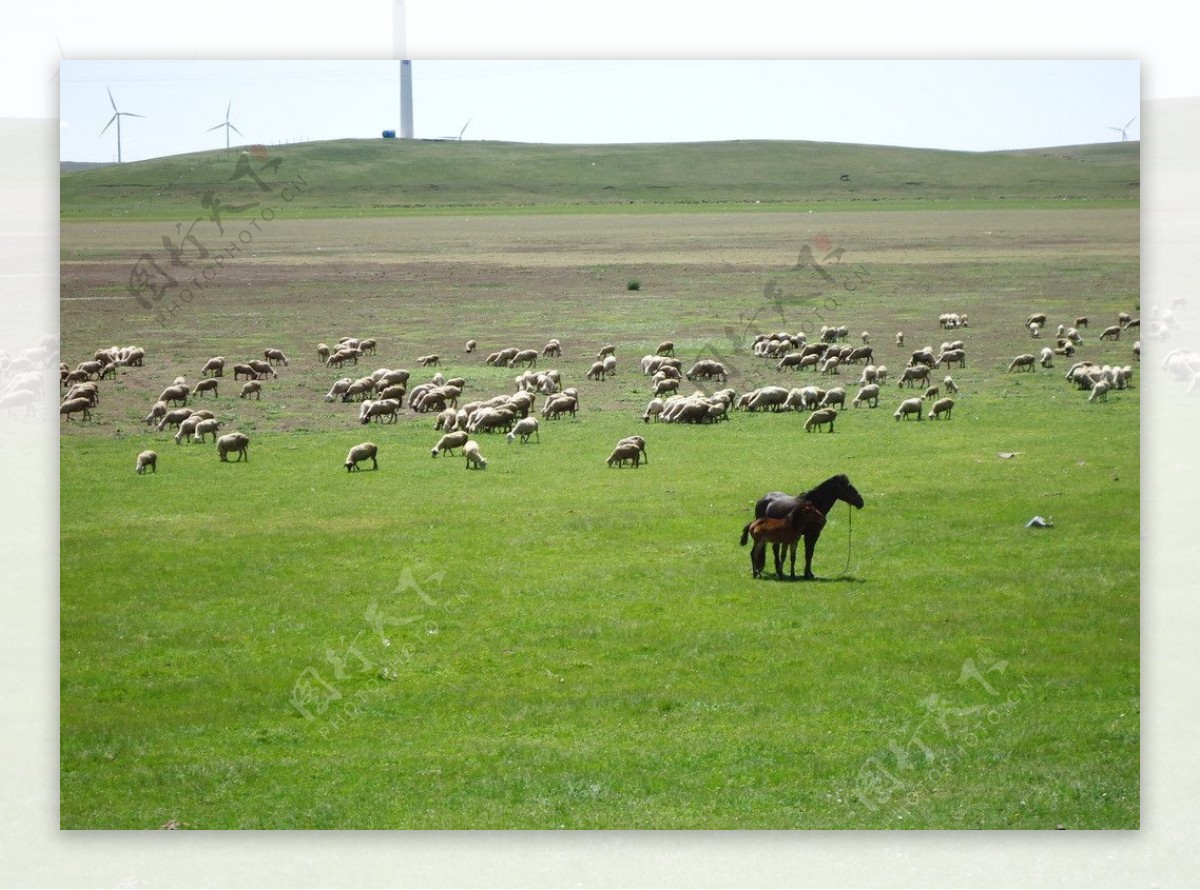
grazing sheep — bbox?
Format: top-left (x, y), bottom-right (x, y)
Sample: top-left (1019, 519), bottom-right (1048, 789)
top-left (464, 440), bottom-right (488, 470)
top-left (1029, 321), bottom-right (1041, 338)
top-left (509, 348), bottom-right (539, 368)
top-left (597, 344), bottom-right (616, 359)
top-left (1026, 313), bottom-right (1048, 329)
top-left (507, 416), bottom-right (540, 444)
top-left (465, 339), bottom-right (477, 354)
top-left (805, 408), bottom-right (838, 432)
top-left (602, 354), bottom-right (618, 377)
top-left (747, 386), bottom-right (791, 412)
top-left (606, 441), bottom-right (643, 468)
top-left (897, 365), bottom-right (931, 388)
top-left (685, 359), bottom-right (728, 382)
top-left (159, 384), bottom-right (190, 406)
top-left (192, 418), bottom-right (223, 443)
top-left (819, 387), bottom-right (846, 410)
top-left (935, 348), bottom-right (967, 369)
top-left (1039, 347), bottom-right (1055, 368)
top-left (820, 354), bottom-right (841, 375)
top-left (1088, 380), bottom-right (1112, 403)
top-left (241, 380), bottom-right (262, 400)
top-left (652, 377), bottom-right (680, 399)
top-left (59, 398), bottom-right (93, 421)
top-left (922, 385), bottom-right (939, 401)
top-left (896, 332), bottom-right (904, 348)
top-left (641, 397), bottom-right (666, 424)
top-left (1099, 325), bottom-right (1122, 342)
top-left (233, 363), bottom-right (258, 379)
top-left (943, 376), bottom-right (959, 395)
top-left (135, 450), bottom-right (157, 474)
top-left (358, 339), bottom-right (377, 356)
top-left (586, 360), bottom-right (607, 381)
top-left (264, 348), bottom-right (289, 366)
top-left (194, 378), bottom-right (219, 398)
top-left (617, 435), bottom-right (648, 464)
top-left (542, 394), bottom-right (578, 420)
top-left (1008, 354), bottom-right (1036, 372)
top-left (541, 339), bottom-right (562, 357)
top-left (417, 354), bottom-right (441, 367)
top-left (342, 378), bottom-right (376, 402)
top-left (852, 384), bottom-right (880, 408)
top-left (157, 408), bottom-right (194, 431)
top-left (655, 340), bottom-right (675, 357)
top-left (317, 343), bottom-right (331, 362)
top-left (216, 432), bottom-right (250, 462)
top-left (928, 397), bottom-right (955, 420)
top-left (173, 415), bottom-right (203, 444)
top-left (345, 442), bottom-right (379, 471)
top-left (431, 431), bottom-right (469, 457)
top-left (1074, 316), bottom-right (1088, 329)
top-left (362, 399), bottom-right (401, 424)
top-left (201, 356), bottom-right (226, 377)
top-left (145, 400), bottom-right (168, 426)
top-left (1118, 312), bottom-right (1132, 328)
top-left (894, 397), bottom-right (924, 421)
top-left (248, 359), bottom-right (277, 379)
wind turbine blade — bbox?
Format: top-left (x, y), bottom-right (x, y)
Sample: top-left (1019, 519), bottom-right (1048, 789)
top-left (124, 112), bottom-right (145, 119)
top-left (107, 87), bottom-right (117, 111)
top-left (206, 123), bottom-right (226, 132)
top-left (100, 114), bottom-right (117, 135)
top-left (226, 99), bottom-right (232, 120)
top-left (229, 124), bottom-right (243, 137)
top-left (459, 118), bottom-right (472, 139)
top-left (1125, 116), bottom-right (1137, 128)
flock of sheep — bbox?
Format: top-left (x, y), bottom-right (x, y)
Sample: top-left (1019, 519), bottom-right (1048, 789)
top-left (52, 297), bottom-right (1141, 480)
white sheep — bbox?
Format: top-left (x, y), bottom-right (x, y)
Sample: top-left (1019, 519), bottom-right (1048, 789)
top-left (175, 415), bottom-right (204, 444)
top-left (852, 384), bottom-right (880, 408)
top-left (606, 441), bottom-right (643, 468)
top-left (943, 376), bottom-right (959, 395)
top-left (192, 418), bottom-right (223, 443)
top-left (431, 431), bottom-right (469, 457)
top-left (145, 400), bottom-right (168, 425)
top-left (201, 356), bottom-right (226, 377)
top-left (928, 397), bottom-right (955, 420)
top-left (507, 416), bottom-right (540, 444)
top-left (1088, 380), bottom-right (1111, 402)
top-left (819, 387), bottom-right (846, 410)
top-left (345, 442), bottom-right (379, 471)
top-left (895, 332), bottom-right (904, 348)
top-left (804, 408), bottom-right (838, 432)
top-left (642, 397), bottom-right (665, 423)
top-left (1008, 354), bottom-right (1036, 372)
top-left (216, 432), bottom-right (250, 462)
top-left (1039, 347), bottom-right (1055, 368)
top-left (135, 450), bottom-right (157, 474)
top-left (894, 397), bottom-right (924, 421)
top-left (464, 439), bottom-right (488, 469)
top-left (241, 381), bottom-right (262, 400)
top-left (59, 397), bottom-right (93, 421)
top-left (194, 378), bottom-right (219, 398)
top-left (264, 348), bottom-right (290, 366)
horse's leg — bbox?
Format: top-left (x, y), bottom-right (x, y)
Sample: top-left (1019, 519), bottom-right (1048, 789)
top-left (788, 539), bottom-right (798, 579)
top-left (751, 540), bottom-right (765, 578)
top-left (773, 541), bottom-right (785, 579)
top-left (803, 530), bottom-right (821, 579)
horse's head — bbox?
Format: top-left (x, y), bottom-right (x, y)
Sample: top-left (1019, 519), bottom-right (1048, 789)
top-left (836, 474), bottom-right (865, 509)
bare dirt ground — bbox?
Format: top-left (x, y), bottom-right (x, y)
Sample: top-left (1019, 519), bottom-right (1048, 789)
top-left (59, 208), bottom-right (1139, 436)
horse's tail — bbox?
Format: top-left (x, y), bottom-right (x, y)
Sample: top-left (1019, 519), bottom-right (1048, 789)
top-left (740, 523), bottom-right (752, 546)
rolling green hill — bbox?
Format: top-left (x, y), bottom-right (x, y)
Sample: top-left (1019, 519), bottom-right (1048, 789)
top-left (59, 138), bottom-right (1139, 219)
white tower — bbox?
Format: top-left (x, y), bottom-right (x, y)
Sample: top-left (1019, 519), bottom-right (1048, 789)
top-left (400, 60), bottom-right (414, 139)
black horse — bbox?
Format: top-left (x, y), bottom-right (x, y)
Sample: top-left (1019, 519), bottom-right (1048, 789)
top-left (753, 474), bottom-right (864, 579)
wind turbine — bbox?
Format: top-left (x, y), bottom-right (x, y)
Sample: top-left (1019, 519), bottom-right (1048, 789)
top-left (1107, 115), bottom-right (1137, 142)
top-left (440, 118), bottom-right (472, 141)
top-left (207, 100), bottom-right (243, 151)
top-left (99, 88), bottom-right (144, 163)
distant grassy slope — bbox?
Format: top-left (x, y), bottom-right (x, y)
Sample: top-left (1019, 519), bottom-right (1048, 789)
top-left (59, 138), bottom-right (1139, 219)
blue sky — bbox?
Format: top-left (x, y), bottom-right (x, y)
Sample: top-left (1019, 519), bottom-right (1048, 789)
top-left (59, 59), bottom-right (1140, 163)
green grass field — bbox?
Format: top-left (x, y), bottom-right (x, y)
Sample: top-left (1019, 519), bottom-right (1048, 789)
top-left (59, 140), bottom-right (1139, 829)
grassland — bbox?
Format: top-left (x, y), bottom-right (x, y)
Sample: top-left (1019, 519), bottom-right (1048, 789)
top-left (59, 140), bottom-right (1139, 829)
top-left (59, 138), bottom-right (1139, 218)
